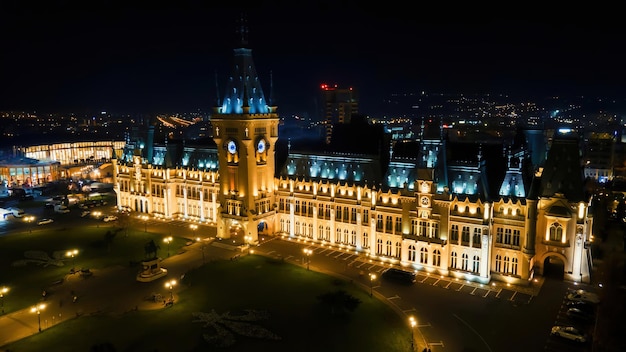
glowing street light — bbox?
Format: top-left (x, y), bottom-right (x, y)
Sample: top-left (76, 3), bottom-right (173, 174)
top-left (141, 215), bottom-right (149, 232)
top-left (245, 235), bottom-right (252, 254)
top-left (24, 215), bottom-right (35, 234)
top-left (303, 248), bottom-right (312, 270)
top-left (369, 273), bottom-right (377, 296)
top-left (31, 303), bottom-right (45, 332)
top-left (165, 279), bottom-right (177, 301)
top-left (1, 286), bottom-right (8, 314)
top-left (66, 249), bottom-right (79, 272)
top-left (164, 236), bottom-right (173, 257)
top-left (409, 315), bottom-right (417, 350)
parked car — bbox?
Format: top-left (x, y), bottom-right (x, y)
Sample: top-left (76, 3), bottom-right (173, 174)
top-left (80, 210), bottom-right (91, 217)
top-left (566, 289), bottom-right (601, 304)
top-left (103, 215), bottom-right (118, 222)
top-left (565, 300), bottom-right (595, 313)
top-left (567, 307), bottom-right (594, 323)
top-left (380, 268), bottom-right (417, 284)
top-left (37, 218), bottom-right (54, 225)
top-left (550, 325), bottom-right (588, 343)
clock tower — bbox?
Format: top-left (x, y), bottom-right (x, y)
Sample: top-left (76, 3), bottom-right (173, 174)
top-left (211, 18), bottom-right (279, 244)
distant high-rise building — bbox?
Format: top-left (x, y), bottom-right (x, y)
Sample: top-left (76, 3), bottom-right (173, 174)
top-left (320, 84), bottom-right (358, 144)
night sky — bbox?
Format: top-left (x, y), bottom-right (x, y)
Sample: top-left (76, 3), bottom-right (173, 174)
top-left (1, 2), bottom-right (625, 117)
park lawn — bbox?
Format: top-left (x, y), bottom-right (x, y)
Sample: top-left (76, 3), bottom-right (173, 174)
top-left (0, 224), bottom-right (188, 314)
top-left (3, 255), bottom-right (411, 352)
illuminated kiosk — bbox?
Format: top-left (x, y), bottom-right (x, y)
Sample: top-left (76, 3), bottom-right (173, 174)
top-left (136, 258), bottom-right (167, 282)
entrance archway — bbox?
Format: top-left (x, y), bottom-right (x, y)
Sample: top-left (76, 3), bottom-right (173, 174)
top-left (229, 222), bottom-right (244, 239)
top-left (543, 255), bottom-right (565, 280)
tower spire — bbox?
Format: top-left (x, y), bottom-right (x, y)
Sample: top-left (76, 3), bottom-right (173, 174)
top-left (236, 13), bottom-right (248, 47)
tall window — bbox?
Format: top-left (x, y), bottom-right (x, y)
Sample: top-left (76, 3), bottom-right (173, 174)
top-left (433, 249), bottom-right (441, 266)
top-left (318, 225), bottom-right (324, 240)
top-left (420, 247), bottom-right (428, 264)
top-left (549, 222), bottom-right (564, 242)
top-left (295, 221), bottom-right (300, 235)
top-left (513, 229), bottom-right (520, 247)
top-left (295, 200), bottom-right (300, 214)
top-left (495, 254), bottom-right (502, 272)
top-left (385, 216), bottom-right (393, 233)
top-left (325, 226), bottom-right (330, 241)
top-left (504, 229), bottom-right (512, 245)
top-left (451, 251), bottom-right (458, 268)
top-left (496, 228), bottom-right (503, 243)
top-left (395, 242), bottom-right (401, 258)
top-left (473, 228), bottom-right (482, 246)
top-left (420, 221), bottom-right (427, 236)
top-left (351, 231), bottom-right (357, 246)
top-left (408, 245), bottom-right (416, 262)
top-left (363, 209), bottom-right (369, 225)
top-left (472, 255), bottom-right (480, 273)
top-left (462, 226), bottom-right (470, 243)
top-left (362, 232), bottom-right (369, 248)
top-left (335, 228), bottom-right (341, 243)
top-left (395, 217), bottom-right (402, 234)
top-left (450, 225), bottom-right (459, 242)
top-left (336, 206), bottom-right (342, 222)
top-left (503, 256), bottom-right (510, 273)
top-left (386, 240), bottom-right (392, 256)
top-left (461, 253), bottom-right (469, 271)
top-left (376, 239), bottom-right (383, 255)
top-left (511, 257), bottom-right (518, 275)
top-left (351, 208), bottom-right (357, 223)
top-left (377, 215), bottom-right (383, 231)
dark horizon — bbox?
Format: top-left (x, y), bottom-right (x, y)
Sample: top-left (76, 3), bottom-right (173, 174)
top-left (2, 3), bottom-right (625, 116)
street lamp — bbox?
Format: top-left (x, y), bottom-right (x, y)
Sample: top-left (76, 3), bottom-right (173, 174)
top-left (141, 215), bottom-right (149, 232)
top-left (369, 273), bottom-right (377, 296)
top-left (31, 303), bottom-right (45, 332)
top-left (165, 279), bottom-right (177, 301)
top-left (93, 211), bottom-right (102, 227)
top-left (245, 235), bottom-right (252, 254)
top-left (24, 215), bottom-right (35, 234)
top-left (164, 236), bottom-right (173, 257)
top-left (303, 248), bottom-right (312, 270)
top-left (409, 315), bottom-right (417, 350)
top-left (1, 286), bottom-right (8, 314)
top-left (197, 237), bottom-right (206, 263)
top-left (66, 249), bottom-right (79, 272)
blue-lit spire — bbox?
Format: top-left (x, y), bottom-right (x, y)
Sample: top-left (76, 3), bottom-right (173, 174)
top-left (217, 15), bottom-right (270, 115)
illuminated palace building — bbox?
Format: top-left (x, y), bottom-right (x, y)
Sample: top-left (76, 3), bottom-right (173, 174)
top-left (113, 33), bottom-right (594, 286)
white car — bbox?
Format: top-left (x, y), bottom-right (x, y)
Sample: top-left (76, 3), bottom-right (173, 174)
top-left (550, 325), bottom-right (588, 343)
top-left (80, 210), bottom-right (91, 217)
top-left (103, 215), bottom-right (118, 222)
top-left (566, 289), bottom-right (600, 304)
top-left (37, 219), bottom-right (54, 225)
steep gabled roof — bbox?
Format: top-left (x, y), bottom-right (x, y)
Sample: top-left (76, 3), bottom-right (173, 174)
top-left (540, 133), bottom-right (586, 202)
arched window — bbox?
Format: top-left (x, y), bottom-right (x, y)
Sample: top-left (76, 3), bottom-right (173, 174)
top-left (549, 222), bottom-right (564, 242)
top-left (376, 239), bottom-right (383, 255)
top-left (433, 249), bottom-right (441, 266)
top-left (503, 256), bottom-right (510, 273)
top-left (318, 225), bottom-right (324, 240)
top-left (295, 221), bottom-right (300, 235)
top-left (451, 251), bottom-right (458, 268)
top-left (385, 240), bottom-right (392, 256)
top-left (395, 242), bottom-right (401, 258)
top-left (280, 219), bottom-right (286, 232)
top-left (472, 255), bottom-right (480, 273)
top-left (495, 254), bottom-right (502, 272)
top-left (511, 257), bottom-right (518, 275)
top-left (408, 245), bottom-right (416, 262)
top-left (461, 253), bottom-right (469, 270)
top-left (362, 232), bottom-right (369, 248)
top-left (351, 230), bottom-right (357, 246)
top-left (420, 247), bottom-right (428, 264)
top-left (325, 226), bottom-right (331, 242)
top-left (335, 228), bottom-right (341, 243)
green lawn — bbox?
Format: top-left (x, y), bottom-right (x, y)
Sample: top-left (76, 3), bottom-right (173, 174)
top-left (1, 224), bottom-right (411, 351)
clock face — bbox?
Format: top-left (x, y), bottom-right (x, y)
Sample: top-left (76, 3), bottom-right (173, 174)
top-left (421, 196), bottom-right (429, 206)
top-left (257, 139), bottom-right (266, 153)
top-left (227, 140), bottom-right (237, 154)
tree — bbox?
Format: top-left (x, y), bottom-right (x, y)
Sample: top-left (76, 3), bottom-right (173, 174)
top-left (316, 289), bottom-right (361, 316)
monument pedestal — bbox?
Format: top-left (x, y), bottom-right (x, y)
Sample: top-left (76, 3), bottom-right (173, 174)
top-left (136, 257), bottom-right (168, 282)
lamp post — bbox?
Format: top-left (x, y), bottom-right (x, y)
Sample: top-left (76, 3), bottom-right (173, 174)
top-left (196, 237), bottom-right (206, 263)
top-left (409, 315), bottom-right (417, 351)
top-left (31, 303), bottom-right (45, 332)
top-left (303, 248), bottom-right (312, 270)
top-left (369, 273), bottom-right (376, 297)
top-left (141, 215), bottom-right (148, 232)
top-left (93, 211), bottom-right (101, 227)
top-left (1, 286), bottom-right (8, 315)
top-left (25, 215), bottom-right (35, 234)
top-left (66, 249), bottom-right (78, 272)
top-left (165, 279), bottom-right (177, 301)
top-left (164, 236), bottom-right (172, 257)
top-left (245, 235), bottom-right (252, 254)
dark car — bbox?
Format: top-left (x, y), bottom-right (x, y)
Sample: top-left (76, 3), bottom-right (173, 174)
top-left (566, 300), bottom-right (595, 313)
top-left (566, 307), bottom-right (594, 323)
top-left (381, 268), bottom-right (417, 285)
